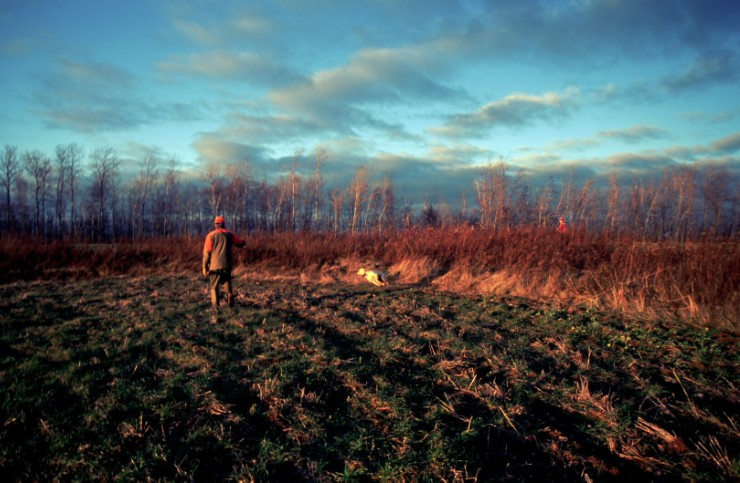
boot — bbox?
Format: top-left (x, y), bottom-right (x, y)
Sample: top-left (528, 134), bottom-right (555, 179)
top-left (227, 292), bottom-right (234, 307)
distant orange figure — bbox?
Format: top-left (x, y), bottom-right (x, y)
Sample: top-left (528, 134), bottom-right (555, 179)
top-left (557, 217), bottom-right (567, 233)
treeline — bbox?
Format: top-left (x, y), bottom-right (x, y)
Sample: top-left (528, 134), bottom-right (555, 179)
top-left (1, 144), bottom-right (738, 241)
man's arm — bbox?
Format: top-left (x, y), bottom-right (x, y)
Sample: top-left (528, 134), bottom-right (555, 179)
top-left (233, 233), bottom-right (246, 248)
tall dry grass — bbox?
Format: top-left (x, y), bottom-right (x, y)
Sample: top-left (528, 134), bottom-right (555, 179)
top-left (1, 228), bottom-right (737, 330)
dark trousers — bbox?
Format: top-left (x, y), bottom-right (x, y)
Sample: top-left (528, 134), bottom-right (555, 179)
top-left (208, 269), bottom-right (234, 307)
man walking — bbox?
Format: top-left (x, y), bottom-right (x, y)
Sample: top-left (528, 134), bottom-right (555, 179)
top-left (202, 215), bottom-right (246, 310)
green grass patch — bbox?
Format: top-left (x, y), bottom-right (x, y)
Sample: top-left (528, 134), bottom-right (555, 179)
top-left (1, 276), bottom-right (738, 481)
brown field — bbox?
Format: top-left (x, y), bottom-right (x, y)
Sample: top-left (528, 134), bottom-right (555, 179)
top-left (1, 229), bottom-right (738, 331)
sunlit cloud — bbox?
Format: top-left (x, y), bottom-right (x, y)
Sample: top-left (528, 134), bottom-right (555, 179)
top-left (230, 15), bottom-right (273, 37)
top-left (173, 19), bottom-right (219, 45)
top-left (598, 125), bottom-right (671, 143)
top-left (664, 131), bottom-right (740, 160)
top-left (192, 135), bottom-right (271, 166)
top-left (431, 88), bottom-right (580, 139)
top-left (680, 109), bottom-right (740, 124)
top-left (158, 51), bottom-right (304, 86)
top-left (606, 152), bottom-right (676, 172)
top-left (547, 138), bottom-right (601, 152)
top-left (270, 47), bottom-right (461, 110)
top-left (427, 143), bottom-right (497, 166)
top-left (217, 112), bottom-right (328, 142)
top-left (709, 132), bottom-right (740, 154)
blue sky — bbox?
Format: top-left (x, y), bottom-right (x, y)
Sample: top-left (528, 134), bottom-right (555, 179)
top-left (1, 0), bottom-right (739, 200)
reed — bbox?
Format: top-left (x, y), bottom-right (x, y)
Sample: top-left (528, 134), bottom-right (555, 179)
top-left (1, 228), bottom-right (737, 329)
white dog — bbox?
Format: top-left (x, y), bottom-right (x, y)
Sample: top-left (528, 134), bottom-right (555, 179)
top-left (357, 268), bottom-right (388, 287)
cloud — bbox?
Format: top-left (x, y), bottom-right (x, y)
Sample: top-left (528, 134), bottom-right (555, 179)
top-left (192, 135), bottom-right (271, 167)
top-left (248, 45), bottom-right (464, 141)
top-left (431, 88), bottom-right (579, 139)
top-left (1, 37), bottom-right (36, 56)
top-left (589, 80), bottom-right (662, 107)
top-left (679, 110), bottom-right (740, 124)
top-left (158, 51), bottom-right (304, 86)
top-left (598, 125), bottom-right (671, 143)
top-left (518, 162), bottom-right (600, 189)
top-left (230, 15), bottom-right (273, 37)
top-left (466, 0), bottom-right (740, 65)
top-left (511, 152), bottom-right (563, 167)
top-left (172, 9), bottom-right (274, 46)
top-left (606, 152), bottom-right (676, 172)
top-left (547, 138), bottom-right (601, 152)
top-left (31, 58), bottom-right (201, 133)
top-left (217, 112), bottom-right (331, 143)
top-left (709, 132), bottom-right (740, 154)
top-left (663, 131), bottom-right (740, 160)
top-left (366, 152), bottom-right (482, 202)
top-left (662, 51), bottom-right (739, 93)
top-left (173, 19), bottom-right (219, 45)
top-left (427, 143), bottom-right (497, 166)
top-left (270, 46), bottom-right (461, 110)
top-left (543, 125), bottom-right (670, 154)
top-left (54, 57), bottom-right (134, 89)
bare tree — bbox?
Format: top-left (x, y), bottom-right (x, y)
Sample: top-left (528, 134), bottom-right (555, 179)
top-left (574, 179), bottom-right (596, 231)
top-left (401, 197), bottom-right (414, 230)
top-left (24, 150), bottom-right (52, 236)
top-left (555, 173), bottom-right (575, 228)
top-left (289, 149), bottom-right (303, 232)
top-left (329, 184), bottom-right (344, 235)
top-left (474, 168), bottom-right (493, 228)
top-left (1, 145), bottom-right (20, 230)
top-left (363, 183), bottom-right (381, 231)
top-left (158, 156), bottom-right (180, 236)
top-left (129, 151), bottom-right (158, 238)
top-left (535, 177), bottom-right (556, 228)
top-left (421, 199), bottom-right (440, 227)
top-left (349, 166), bottom-right (368, 234)
top-left (671, 166), bottom-right (697, 240)
top-left (273, 178), bottom-right (289, 232)
top-left (377, 175), bottom-right (395, 232)
top-left (493, 162), bottom-right (509, 229)
top-left (202, 161), bottom-right (225, 219)
top-left (14, 176), bottom-right (30, 233)
top-left (53, 145), bottom-right (69, 237)
top-left (64, 144), bottom-right (83, 238)
top-left (313, 148), bottom-right (327, 231)
top-left (88, 147), bottom-right (120, 241)
top-left (223, 159), bottom-right (251, 232)
top-left (702, 162), bottom-right (729, 236)
top-left (511, 169), bottom-right (530, 226)
top-left (254, 179), bottom-right (271, 233)
top-left (458, 189), bottom-right (471, 224)
top-left (475, 161), bottom-right (509, 229)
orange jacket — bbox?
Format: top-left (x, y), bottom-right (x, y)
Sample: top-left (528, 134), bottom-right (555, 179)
top-left (202, 228), bottom-right (246, 273)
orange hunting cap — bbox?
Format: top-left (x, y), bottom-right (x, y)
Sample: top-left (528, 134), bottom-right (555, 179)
top-left (214, 215), bottom-right (225, 225)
